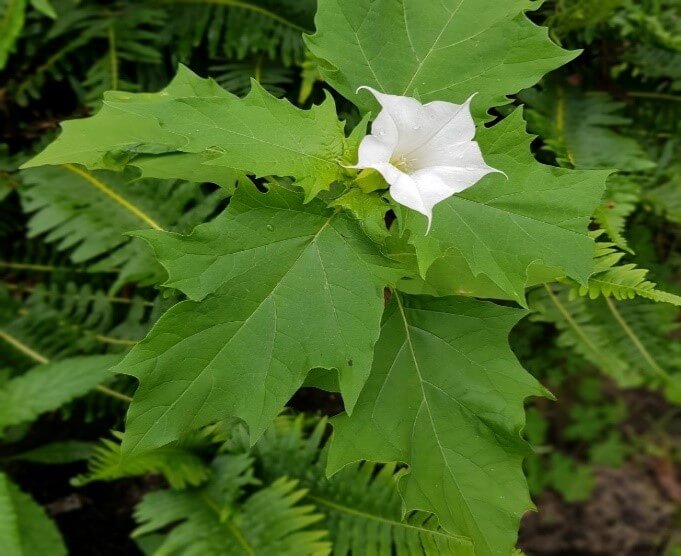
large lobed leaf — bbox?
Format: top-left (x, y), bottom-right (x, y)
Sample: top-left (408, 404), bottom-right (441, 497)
top-left (306, 0), bottom-right (576, 118)
top-left (307, 0), bottom-right (607, 304)
top-left (116, 183), bottom-right (403, 457)
top-left (397, 110), bottom-right (608, 304)
top-left (327, 295), bottom-right (546, 556)
top-left (24, 66), bottom-right (349, 200)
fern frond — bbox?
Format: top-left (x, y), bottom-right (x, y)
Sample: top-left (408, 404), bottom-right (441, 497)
top-left (646, 157), bottom-right (681, 224)
top-left (626, 44), bottom-right (681, 81)
top-left (541, 0), bottom-right (623, 37)
top-left (566, 234), bottom-right (681, 305)
top-left (72, 431), bottom-right (211, 489)
top-left (134, 452), bottom-right (330, 555)
top-left (0, 472), bottom-right (66, 555)
top-left (522, 80), bottom-right (654, 171)
top-left (163, 0), bottom-right (315, 65)
top-left (0, 284), bottom-right (101, 365)
top-left (19, 165), bottom-right (228, 290)
top-left (0, 144), bottom-right (26, 238)
top-left (8, 2), bottom-right (166, 108)
top-left (0, 353), bottom-right (121, 433)
top-left (0, 279), bottom-right (165, 366)
top-left (0, 279), bottom-right (164, 418)
top-left (210, 59), bottom-right (294, 97)
top-left (592, 174), bottom-right (641, 251)
top-left (229, 415), bottom-right (474, 555)
top-left (647, 182), bottom-right (681, 224)
top-left (80, 5), bottom-right (166, 107)
top-left (531, 284), bottom-right (681, 402)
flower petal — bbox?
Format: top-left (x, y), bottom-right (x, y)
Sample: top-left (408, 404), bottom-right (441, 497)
top-left (362, 161), bottom-right (428, 215)
top-left (404, 162), bottom-right (497, 227)
top-left (355, 88), bottom-right (502, 231)
top-left (356, 123), bottom-right (397, 169)
top-left (406, 96), bottom-right (477, 160)
top-left (359, 87), bottom-right (476, 157)
top-left (410, 139), bottom-right (496, 172)
top-left (388, 159), bottom-right (498, 231)
top-left (354, 92), bottom-right (401, 168)
top-left (358, 86), bottom-right (425, 153)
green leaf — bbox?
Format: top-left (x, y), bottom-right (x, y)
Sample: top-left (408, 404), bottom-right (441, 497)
top-left (0, 472), bottom-right (66, 556)
top-left (0, 354), bottom-right (121, 433)
top-left (588, 432), bottom-right (629, 467)
top-left (117, 183), bottom-right (402, 457)
top-left (0, 0), bottom-right (26, 71)
top-left (29, 0), bottom-right (55, 18)
top-left (647, 170), bottom-right (681, 225)
top-left (327, 295), bottom-right (545, 556)
top-left (400, 110), bottom-right (608, 304)
top-left (131, 152), bottom-right (242, 191)
top-left (24, 66), bottom-right (349, 201)
top-left (545, 454), bottom-right (594, 503)
top-left (133, 454), bottom-right (330, 556)
top-left (306, 0), bottom-right (576, 117)
top-left (328, 188), bottom-right (391, 243)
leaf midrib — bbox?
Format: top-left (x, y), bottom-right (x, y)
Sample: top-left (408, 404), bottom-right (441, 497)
top-left (125, 216), bottom-right (335, 454)
top-left (394, 294), bottom-right (490, 555)
top-left (400, 0), bottom-right (465, 95)
top-left (200, 492), bottom-right (256, 556)
top-left (306, 494), bottom-right (470, 544)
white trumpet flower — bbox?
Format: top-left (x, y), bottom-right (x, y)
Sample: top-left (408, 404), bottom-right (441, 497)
top-left (354, 86), bottom-right (503, 230)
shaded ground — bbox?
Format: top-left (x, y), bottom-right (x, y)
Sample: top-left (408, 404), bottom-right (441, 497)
top-left (520, 463), bottom-right (680, 555)
top-left (4, 389), bottom-right (680, 555)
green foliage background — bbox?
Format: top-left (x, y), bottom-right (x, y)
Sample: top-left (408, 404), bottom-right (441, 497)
top-left (0, 0), bottom-right (679, 555)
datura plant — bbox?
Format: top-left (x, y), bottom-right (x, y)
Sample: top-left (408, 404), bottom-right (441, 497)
top-left (353, 87), bottom-right (503, 228)
top-left (22, 1), bottom-right (612, 554)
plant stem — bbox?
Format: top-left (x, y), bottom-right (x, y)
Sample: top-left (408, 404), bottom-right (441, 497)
top-left (62, 164), bottom-right (164, 231)
top-left (603, 296), bottom-right (669, 382)
top-left (95, 385), bottom-right (132, 403)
